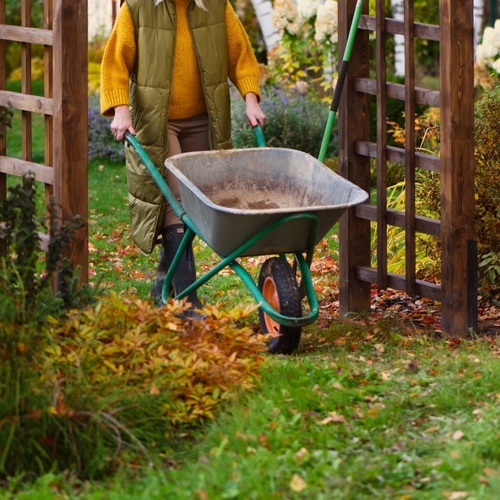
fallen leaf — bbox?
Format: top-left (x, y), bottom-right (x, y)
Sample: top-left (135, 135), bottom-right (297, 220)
top-left (289, 474), bottom-right (307, 492)
top-left (295, 447), bottom-right (309, 462)
top-left (408, 360), bottom-right (419, 373)
top-left (258, 433), bottom-right (270, 450)
top-left (452, 430), bottom-right (464, 440)
top-left (319, 411), bottom-right (347, 425)
top-left (424, 426), bottom-right (440, 433)
top-left (445, 492), bottom-right (468, 500)
top-left (352, 408), bottom-right (365, 419)
top-left (267, 420), bottom-right (279, 430)
top-left (422, 315), bottom-right (436, 324)
top-left (483, 468), bottom-right (499, 476)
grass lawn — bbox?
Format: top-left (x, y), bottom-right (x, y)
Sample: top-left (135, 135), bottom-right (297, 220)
top-left (3, 115), bottom-right (500, 499)
top-left (3, 327), bottom-right (500, 499)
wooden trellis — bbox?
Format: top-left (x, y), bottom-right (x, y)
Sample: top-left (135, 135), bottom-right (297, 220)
top-left (0, 0), bottom-right (88, 283)
top-left (338, 0), bottom-right (476, 336)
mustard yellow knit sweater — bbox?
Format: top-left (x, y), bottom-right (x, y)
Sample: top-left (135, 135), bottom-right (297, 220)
top-left (100, 0), bottom-right (261, 120)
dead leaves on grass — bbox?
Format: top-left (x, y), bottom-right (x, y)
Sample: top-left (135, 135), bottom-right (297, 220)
top-left (44, 294), bottom-right (269, 424)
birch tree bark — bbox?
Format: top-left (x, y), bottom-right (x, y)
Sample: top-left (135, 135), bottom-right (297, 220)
top-left (473, 0), bottom-right (485, 48)
top-left (250, 0), bottom-right (281, 50)
top-left (391, 0), bottom-right (405, 76)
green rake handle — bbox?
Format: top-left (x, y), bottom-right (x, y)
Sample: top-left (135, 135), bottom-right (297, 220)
top-left (318, 0), bottom-right (365, 163)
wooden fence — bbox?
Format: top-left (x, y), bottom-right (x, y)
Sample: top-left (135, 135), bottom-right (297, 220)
top-left (338, 0), bottom-right (476, 336)
top-left (0, 0), bottom-right (88, 284)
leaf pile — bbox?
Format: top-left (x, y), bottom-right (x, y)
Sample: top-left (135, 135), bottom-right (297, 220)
top-left (44, 294), bottom-right (268, 423)
top-left (1, 294), bottom-right (269, 478)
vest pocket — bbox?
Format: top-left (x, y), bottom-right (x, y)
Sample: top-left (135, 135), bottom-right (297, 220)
top-left (128, 194), bottom-right (163, 255)
top-left (212, 82), bottom-right (231, 144)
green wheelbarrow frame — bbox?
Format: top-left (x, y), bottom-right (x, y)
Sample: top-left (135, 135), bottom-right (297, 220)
top-left (124, 131), bottom-right (320, 328)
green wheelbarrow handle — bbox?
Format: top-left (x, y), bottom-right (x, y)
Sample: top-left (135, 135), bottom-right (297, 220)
top-left (253, 124), bottom-right (266, 147)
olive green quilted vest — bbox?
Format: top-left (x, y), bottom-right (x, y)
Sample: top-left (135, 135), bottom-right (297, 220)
top-left (125, 0), bottom-right (232, 254)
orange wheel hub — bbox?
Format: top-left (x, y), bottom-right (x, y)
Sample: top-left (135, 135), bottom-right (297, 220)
top-left (262, 276), bottom-right (281, 335)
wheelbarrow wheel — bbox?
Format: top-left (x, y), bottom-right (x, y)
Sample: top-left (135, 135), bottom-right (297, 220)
top-left (258, 257), bottom-right (302, 355)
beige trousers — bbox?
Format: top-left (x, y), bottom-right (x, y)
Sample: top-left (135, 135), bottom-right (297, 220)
top-left (163, 113), bottom-right (210, 227)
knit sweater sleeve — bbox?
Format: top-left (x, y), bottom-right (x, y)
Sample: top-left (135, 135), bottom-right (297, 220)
top-left (100, 3), bottom-right (136, 117)
top-left (225, 2), bottom-right (262, 102)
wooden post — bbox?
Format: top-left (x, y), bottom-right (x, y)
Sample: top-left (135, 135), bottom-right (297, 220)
top-left (44, 0), bottom-right (54, 213)
top-left (52, 0), bottom-right (89, 283)
top-left (338, 0), bottom-right (372, 316)
top-left (439, 0), bottom-right (476, 335)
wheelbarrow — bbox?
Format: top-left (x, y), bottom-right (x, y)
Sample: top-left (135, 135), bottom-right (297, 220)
top-left (124, 131), bottom-right (368, 354)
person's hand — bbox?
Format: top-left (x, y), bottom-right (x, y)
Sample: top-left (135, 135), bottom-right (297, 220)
top-left (110, 104), bottom-right (136, 141)
top-left (244, 92), bottom-right (266, 128)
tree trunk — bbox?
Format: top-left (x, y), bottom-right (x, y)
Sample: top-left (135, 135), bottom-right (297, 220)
top-left (250, 0), bottom-right (281, 50)
top-left (473, 0), bottom-right (485, 47)
top-left (391, 0), bottom-right (405, 76)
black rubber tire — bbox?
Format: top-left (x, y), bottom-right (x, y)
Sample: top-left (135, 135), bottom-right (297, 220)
top-left (257, 257), bottom-right (302, 355)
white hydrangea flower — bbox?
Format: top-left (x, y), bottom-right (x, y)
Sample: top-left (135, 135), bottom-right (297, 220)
top-left (287, 20), bottom-right (304, 36)
top-left (475, 20), bottom-right (500, 86)
top-left (476, 41), bottom-right (500, 65)
top-left (315, 1), bottom-right (339, 44)
top-left (297, 0), bottom-right (320, 20)
top-left (492, 58), bottom-right (500, 74)
top-left (475, 44), bottom-right (487, 65)
top-left (481, 26), bottom-right (500, 49)
top-left (272, 0), bottom-right (300, 33)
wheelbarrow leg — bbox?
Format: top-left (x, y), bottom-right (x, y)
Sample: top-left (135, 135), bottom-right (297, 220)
top-left (162, 224), bottom-right (204, 318)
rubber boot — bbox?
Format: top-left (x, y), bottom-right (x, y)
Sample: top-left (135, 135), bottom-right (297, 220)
top-left (150, 246), bottom-right (171, 306)
top-left (161, 224), bottom-right (204, 318)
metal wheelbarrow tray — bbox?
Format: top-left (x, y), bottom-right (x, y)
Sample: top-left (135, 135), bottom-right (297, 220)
top-left (125, 134), bottom-right (368, 355)
top-left (165, 147), bottom-right (368, 257)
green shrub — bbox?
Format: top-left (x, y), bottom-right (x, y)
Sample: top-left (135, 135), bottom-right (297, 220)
top-left (0, 174), bottom-right (102, 478)
top-left (406, 84), bottom-right (500, 291)
top-left (231, 84), bottom-right (338, 159)
top-left (1, 294), bottom-right (268, 479)
top-left (473, 84), bottom-right (500, 291)
top-left (88, 94), bottom-right (125, 162)
top-left (0, 175), bottom-right (98, 323)
top-left (0, 108), bottom-right (13, 139)
top-left (88, 85), bottom-right (337, 162)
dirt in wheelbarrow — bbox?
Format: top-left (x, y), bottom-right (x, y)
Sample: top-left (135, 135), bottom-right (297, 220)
top-left (202, 183), bottom-right (309, 211)
top-left (214, 196), bottom-right (280, 210)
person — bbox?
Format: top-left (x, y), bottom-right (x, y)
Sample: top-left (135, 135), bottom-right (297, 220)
top-left (100, 0), bottom-right (266, 316)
